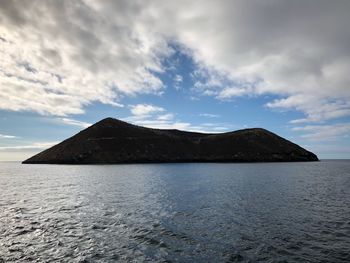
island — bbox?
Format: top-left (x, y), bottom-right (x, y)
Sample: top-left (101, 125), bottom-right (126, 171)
top-left (23, 117), bottom-right (318, 164)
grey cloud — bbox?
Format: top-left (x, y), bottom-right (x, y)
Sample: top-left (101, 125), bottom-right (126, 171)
top-left (0, 0), bottom-right (349, 122)
top-left (0, 0), bottom-right (30, 26)
top-left (0, 0), bottom-right (169, 115)
top-left (149, 0), bottom-right (350, 122)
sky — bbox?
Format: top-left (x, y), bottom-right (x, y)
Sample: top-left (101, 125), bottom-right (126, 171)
top-left (0, 0), bottom-right (350, 161)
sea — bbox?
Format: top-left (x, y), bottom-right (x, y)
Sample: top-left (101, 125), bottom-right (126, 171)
top-left (0, 160), bottom-right (349, 262)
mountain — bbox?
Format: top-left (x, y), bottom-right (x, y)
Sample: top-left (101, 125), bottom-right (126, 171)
top-left (23, 117), bottom-right (318, 164)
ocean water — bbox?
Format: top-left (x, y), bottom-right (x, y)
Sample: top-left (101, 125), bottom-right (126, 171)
top-left (0, 161), bottom-right (349, 262)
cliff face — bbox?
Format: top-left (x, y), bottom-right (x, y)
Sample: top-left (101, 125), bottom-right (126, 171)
top-left (23, 118), bottom-right (318, 164)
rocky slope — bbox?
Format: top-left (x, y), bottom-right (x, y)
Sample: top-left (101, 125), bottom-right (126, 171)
top-left (23, 118), bottom-right (318, 164)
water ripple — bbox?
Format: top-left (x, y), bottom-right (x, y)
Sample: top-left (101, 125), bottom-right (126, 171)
top-left (0, 161), bottom-right (350, 262)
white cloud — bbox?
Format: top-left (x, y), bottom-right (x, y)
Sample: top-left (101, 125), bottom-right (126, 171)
top-left (199, 113), bottom-right (220, 118)
top-left (217, 87), bottom-right (250, 99)
top-left (0, 141), bottom-right (59, 151)
top-left (306, 144), bottom-right (350, 155)
top-left (0, 0), bottom-right (170, 116)
top-left (59, 118), bottom-right (91, 129)
top-left (173, 74), bottom-right (183, 90)
top-left (0, 133), bottom-right (17, 139)
top-left (125, 103), bottom-right (232, 133)
top-left (0, 0), bottom-right (349, 124)
top-left (174, 75), bottom-right (183, 83)
top-left (136, 119), bottom-right (232, 133)
top-left (0, 141), bottom-right (60, 161)
top-left (292, 123), bottom-right (350, 141)
top-left (129, 104), bottom-right (165, 117)
top-left (128, 119), bottom-right (192, 131)
top-left (155, 0), bottom-right (350, 123)
top-left (157, 113), bottom-right (174, 121)
top-left (267, 96), bottom-right (350, 124)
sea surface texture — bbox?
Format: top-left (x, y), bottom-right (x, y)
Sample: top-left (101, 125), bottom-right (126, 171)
top-left (0, 161), bottom-right (349, 262)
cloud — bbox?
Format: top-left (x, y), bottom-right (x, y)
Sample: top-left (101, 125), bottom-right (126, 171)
top-left (199, 113), bottom-right (220, 118)
top-left (173, 74), bottom-right (183, 90)
top-left (0, 0), bottom-right (170, 116)
top-left (59, 118), bottom-right (92, 129)
top-left (305, 144), bottom-right (350, 155)
top-left (292, 123), bottom-right (350, 141)
top-left (126, 103), bottom-right (177, 127)
top-left (129, 118), bottom-right (233, 133)
top-left (0, 133), bottom-right (17, 139)
top-left (174, 75), bottom-right (183, 83)
top-left (217, 87), bottom-right (250, 99)
top-left (157, 113), bottom-right (174, 121)
top-left (267, 95), bottom-right (350, 124)
top-left (0, 141), bottom-right (59, 151)
top-left (125, 103), bottom-right (233, 132)
top-left (127, 118), bottom-right (193, 131)
top-left (157, 0), bottom-right (350, 123)
top-left (0, 0), bottom-right (349, 124)
top-left (129, 104), bottom-right (165, 117)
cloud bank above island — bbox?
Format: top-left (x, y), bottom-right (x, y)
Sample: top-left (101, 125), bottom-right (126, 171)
top-left (0, 0), bottom-right (350, 148)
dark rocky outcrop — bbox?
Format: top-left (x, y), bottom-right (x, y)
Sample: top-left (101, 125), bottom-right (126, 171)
top-left (23, 117), bottom-right (318, 164)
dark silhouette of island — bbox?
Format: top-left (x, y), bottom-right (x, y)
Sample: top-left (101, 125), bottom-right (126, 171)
top-left (23, 117), bottom-right (318, 164)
